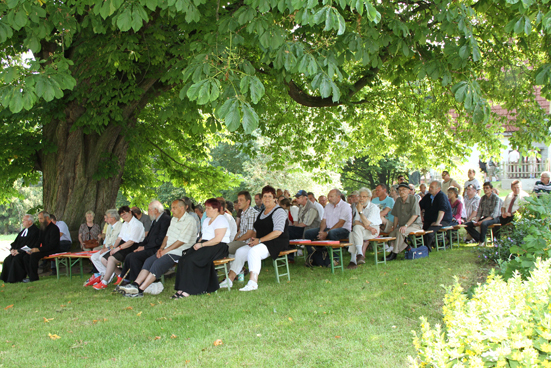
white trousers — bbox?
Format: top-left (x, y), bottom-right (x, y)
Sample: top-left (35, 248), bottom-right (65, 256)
top-left (230, 243), bottom-right (270, 275)
top-left (349, 225), bottom-right (378, 263)
top-left (91, 249), bottom-right (110, 274)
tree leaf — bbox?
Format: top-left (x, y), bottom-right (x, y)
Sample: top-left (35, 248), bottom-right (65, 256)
top-left (117, 8), bottom-right (132, 32)
top-left (9, 89), bottom-right (23, 113)
top-left (249, 76), bottom-right (265, 104)
top-left (319, 76), bottom-right (331, 98)
top-left (224, 100), bottom-right (241, 131)
top-left (241, 103), bottom-right (259, 133)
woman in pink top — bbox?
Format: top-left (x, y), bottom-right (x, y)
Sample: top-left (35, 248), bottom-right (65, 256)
top-left (447, 187), bottom-right (463, 224)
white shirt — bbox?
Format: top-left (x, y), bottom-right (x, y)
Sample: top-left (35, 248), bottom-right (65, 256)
top-left (354, 202), bottom-right (382, 227)
top-left (289, 205), bottom-right (299, 221)
top-left (56, 221), bottom-right (72, 242)
top-left (104, 221), bottom-right (123, 248)
top-left (224, 213), bottom-right (237, 241)
top-left (119, 216), bottom-right (145, 244)
top-left (202, 215), bottom-right (230, 243)
top-left (501, 190), bottom-right (529, 214)
top-left (323, 199), bottom-right (352, 231)
top-left (313, 201), bottom-right (324, 220)
top-left (164, 212), bottom-right (198, 256)
top-left (508, 150), bottom-right (520, 163)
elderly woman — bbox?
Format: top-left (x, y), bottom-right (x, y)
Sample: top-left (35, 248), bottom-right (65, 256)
top-left (171, 198), bottom-right (230, 299)
top-left (387, 183), bottom-right (423, 261)
top-left (93, 206), bottom-right (145, 290)
top-left (78, 211), bottom-right (101, 250)
top-left (447, 186), bottom-right (463, 225)
top-left (85, 209), bottom-right (123, 287)
top-left (220, 185), bottom-right (289, 292)
top-left (347, 188), bottom-right (381, 269)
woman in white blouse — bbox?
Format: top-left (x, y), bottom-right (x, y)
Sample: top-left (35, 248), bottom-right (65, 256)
top-left (171, 198), bottom-right (230, 299)
top-left (93, 206), bottom-right (145, 290)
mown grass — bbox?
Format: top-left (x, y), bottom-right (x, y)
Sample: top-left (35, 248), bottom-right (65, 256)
top-left (1, 245), bottom-right (487, 368)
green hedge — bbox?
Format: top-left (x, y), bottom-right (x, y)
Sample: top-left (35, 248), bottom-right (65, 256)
top-left (410, 258), bottom-right (551, 368)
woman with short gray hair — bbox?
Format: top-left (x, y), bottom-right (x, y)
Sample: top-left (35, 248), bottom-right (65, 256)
top-left (78, 211), bottom-right (101, 250)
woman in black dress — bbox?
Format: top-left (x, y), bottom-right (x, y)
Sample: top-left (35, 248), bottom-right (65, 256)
top-left (171, 198), bottom-right (229, 299)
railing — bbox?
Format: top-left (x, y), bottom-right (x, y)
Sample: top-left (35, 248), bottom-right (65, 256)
top-left (501, 159), bottom-right (550, 179)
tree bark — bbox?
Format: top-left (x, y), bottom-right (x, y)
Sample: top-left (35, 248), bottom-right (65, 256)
top-left (37, 102), bottom-right (128, 241)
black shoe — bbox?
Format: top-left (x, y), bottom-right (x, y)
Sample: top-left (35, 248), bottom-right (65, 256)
top-left (387, 252), bottom-right (397, 261)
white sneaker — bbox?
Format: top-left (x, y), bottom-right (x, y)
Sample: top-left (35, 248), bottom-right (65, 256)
top-left (387, 246), bottom-right (393, 253)
top-left (239, 282), bottom-right (258, 292)
top-left (478, 242), bottom-right (486, 247)
top-left (219, 278), bottom-right (233, 289)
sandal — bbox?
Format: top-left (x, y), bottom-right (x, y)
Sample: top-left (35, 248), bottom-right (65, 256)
top-left (170, 291), bottom-right (185, 300)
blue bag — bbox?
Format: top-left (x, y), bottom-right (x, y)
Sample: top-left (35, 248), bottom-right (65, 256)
top-left (405, 246), bottom-right (429, 260)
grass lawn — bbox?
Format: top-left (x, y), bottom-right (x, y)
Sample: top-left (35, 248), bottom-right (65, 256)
top-left (1, 245), bottom-right (488, 368)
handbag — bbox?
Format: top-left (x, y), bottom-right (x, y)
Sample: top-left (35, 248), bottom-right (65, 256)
top-left (405, 245), bottom-right (429, 260)
top-left (83, 239), bottom-right (99, 249)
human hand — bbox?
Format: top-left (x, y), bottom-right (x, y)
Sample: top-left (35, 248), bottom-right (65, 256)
top-left (110, 247), bottom-right (120, 255)
top-left (399, 226), bottom-right (407, 235)
top-left (156, 249), bottom-right (163, 258)
top-left (134, 246), bottom-right (144, 253)
top-left (317, 232), bottom-right (327, 240)
top-left (193, 243), bottom-right (202, 251)
top-left (431, 222), bottom-right (442, 227)
top-left (31, 248), bottom-right (40, 253)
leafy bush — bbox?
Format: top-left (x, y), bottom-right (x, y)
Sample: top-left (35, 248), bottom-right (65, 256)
top-left (475, 194), bottom-right (551, 279)
top-left (497, 194), bottom-right (551, 280)
top-left (410, 258), bottom-right (551, 368)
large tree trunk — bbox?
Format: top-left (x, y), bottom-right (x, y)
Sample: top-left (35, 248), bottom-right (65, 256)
top-left (37, 102), bottom-right (129, 240)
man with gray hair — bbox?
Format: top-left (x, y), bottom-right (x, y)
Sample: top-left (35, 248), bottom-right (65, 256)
top-left (347, 188), bottom-right (381, 269)
top-left (1, 214), bottom-right (40, 283)
top-left (304, 189), bottom-right (351, 267)
top-left (534, 171), bottom-right (551, 196)
top-left (23, 211), bottom-right (60, 282)
top-left (419, 180), bottom-right (453, 250)
top-left (118, 200), bottom-right (171, 283)
top-left (85, 209), bottom-right (123, 285)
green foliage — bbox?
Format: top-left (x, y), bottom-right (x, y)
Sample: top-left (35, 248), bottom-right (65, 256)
top-left (495, 194), bottom-right (551, 280)
top-left (410, 258), bottom-right (551, 367)
top-left (340, 155), bottom-right (409, 191)
top-left (0, 179), bottom-right (42, 234)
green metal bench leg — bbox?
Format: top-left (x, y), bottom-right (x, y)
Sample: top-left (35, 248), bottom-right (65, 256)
top-left (55, 258), bottom-right (60, 280)
top-left (273, 258), bottom-right (281, 283)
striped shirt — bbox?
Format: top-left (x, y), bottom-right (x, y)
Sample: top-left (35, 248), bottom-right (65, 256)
top-left (257, 205), bottom-right (287, 232)
top-left (164, 212), bottom-right (198, 256)
top-left (464, 194), bottom-right (480, 220)
top-left (237, 206), bottom-right (258, 239)
top-left (534, 180), bottom-right (551, 195)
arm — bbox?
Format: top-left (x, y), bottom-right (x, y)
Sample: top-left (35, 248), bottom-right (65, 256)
top-left (432, 211), bottom-right (445, 226)
top-left (249, 230), bottom-right (283, 246)
top-left (380, 207), bottom-right (391, 218)
top-left (467, 210), bottom-right (477, 222)
top-left (193, 227), bottom-right (226, 250)
top-left (400, 215), bottom-right (419, 234)
top-left (235, 229), bottom-right (255, 242)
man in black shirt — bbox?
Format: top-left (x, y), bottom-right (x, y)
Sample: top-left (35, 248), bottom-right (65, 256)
top-left (419, 180), bottom-right (453, 250)
top-left (24, 211), bottom-right (60, 282)
top-left (1, 214), bottom-right (40, 283)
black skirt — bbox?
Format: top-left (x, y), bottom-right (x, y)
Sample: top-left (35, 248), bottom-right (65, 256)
top-left (174, 242), bottom-right (228, 295)
top-left (0, 253), bottom-right (27, 283)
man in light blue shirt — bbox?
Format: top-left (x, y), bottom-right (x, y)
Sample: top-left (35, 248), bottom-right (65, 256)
top-left (371, 184), bottom-right (395, 233)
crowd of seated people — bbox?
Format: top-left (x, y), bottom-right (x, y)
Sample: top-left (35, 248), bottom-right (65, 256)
top-left (2, 170), bottom-right (548, 298)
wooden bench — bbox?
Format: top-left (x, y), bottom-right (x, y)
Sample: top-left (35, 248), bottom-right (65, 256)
top-left (407, 230), bottom-right (433, 248)
top-left (369, 237), bottom-right (397, 266)
top-left (486, 223), bottom-right (502, 247)
top-left (434, 226), bottom-right (455, 251)
top-left (214, 258), bottom-right (235, 291)
top-left (44, 251), bottom-right (93, 280)
top-left (308, 241), bottom-right (351, 274)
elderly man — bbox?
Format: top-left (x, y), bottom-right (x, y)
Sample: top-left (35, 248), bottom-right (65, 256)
top-left (442, 171), bottom-right (462, 195)
top-left (131, 206), bottom-right (152, 236)
top-left (318, 195), bottom-right (328, 208)
top-left (227, 191), bottom-right (259, 256)
top-left (117, 200), bottom-right (171, 284)
top-left (387, 183), bottom-right (423, 261)
top-left (86, 209), bottom-right (123, 285)
top-left (418, 183), bottom-right (428, 199)
top-left (119, 199), bottom-right (198, 298)
top-left (372, 184), bottom-right (395, 233)
top-left (304, 189), bottom-right (351, 267)
top-left (347, 188), bottom-right (381, 269)
top-left (465, 182), bottom-right (501, 246)
top-left (419, 180), bottom-right (453, 250)
top-left (307, 192), bottom-right (325, 220)
top-left (23, 211), bottom-right (60, 282)
top-left (534, 171), bottom-right (551, 196)
top-left (1, 214), bottom-right (40, 283)
top-left (495, 180), bottom-right (529, 238)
